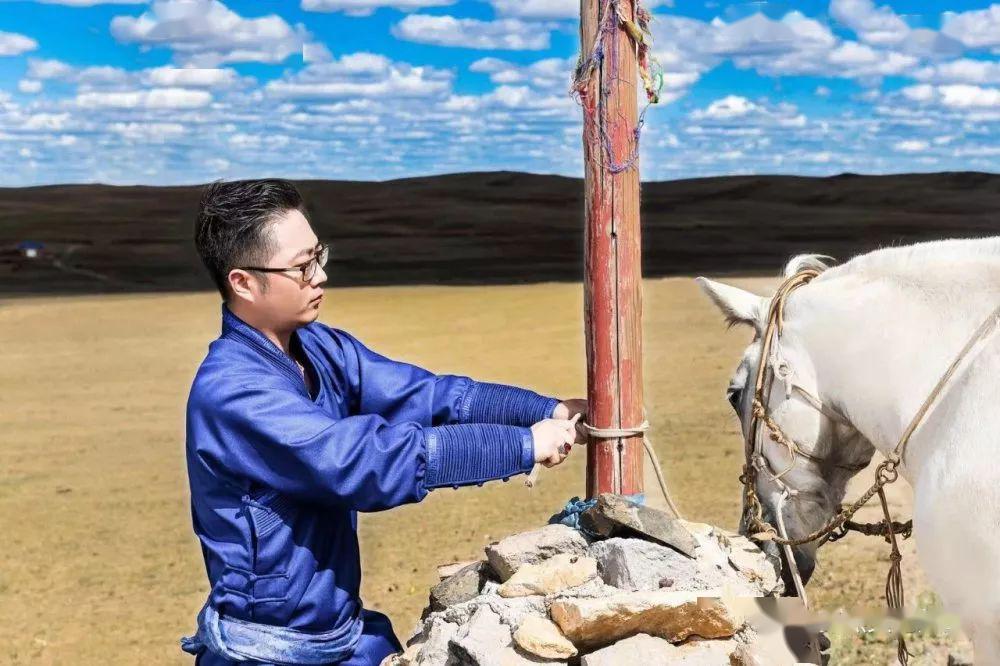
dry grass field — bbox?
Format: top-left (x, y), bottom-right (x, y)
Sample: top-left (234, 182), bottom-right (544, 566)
top-left (1, 278), bottom-right (963, 664)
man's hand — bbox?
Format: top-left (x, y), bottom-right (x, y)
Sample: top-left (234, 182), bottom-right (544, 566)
top-left (530, 414), bottom-right (580, 468)
top-left (552, 398), bottom-right (588, 444)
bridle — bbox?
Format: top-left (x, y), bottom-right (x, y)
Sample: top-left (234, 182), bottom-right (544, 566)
top-left (740, 269), bottom-right (885, 548)
top-left (739, 268), bottom-right (1000, 663)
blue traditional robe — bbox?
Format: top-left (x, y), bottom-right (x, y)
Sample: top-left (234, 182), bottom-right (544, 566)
top-left (183, 304), bottom-right (558, 664)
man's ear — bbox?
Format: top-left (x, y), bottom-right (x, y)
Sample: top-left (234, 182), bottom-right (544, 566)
top-left (695, 277), bottom-right (767, 331)
top-left (228, 269), bottom-right (257, 303)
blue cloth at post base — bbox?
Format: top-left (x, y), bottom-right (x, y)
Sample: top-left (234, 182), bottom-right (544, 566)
top-left (182, 303), bottom-right (559, 664)
top-left (549, 493), bottom-right (647, 538)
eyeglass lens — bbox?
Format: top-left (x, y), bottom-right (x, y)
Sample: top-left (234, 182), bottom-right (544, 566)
top-left (303, 245), bottom-right (329, 281)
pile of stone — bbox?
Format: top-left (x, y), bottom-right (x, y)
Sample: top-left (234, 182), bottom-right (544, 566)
top-left (384, 494), bottom-right (786, 665)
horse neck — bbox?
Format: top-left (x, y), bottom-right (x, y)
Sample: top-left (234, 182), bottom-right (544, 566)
top-left (791, 271), bottom-right (1000, 483)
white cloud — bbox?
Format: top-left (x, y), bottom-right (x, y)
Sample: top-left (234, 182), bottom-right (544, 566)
top-left (694, 95), bottom-right (758, 120)
top-left (110, 0), bottom-right (308, 66)
top-left (941, 5), bottom-right (1000, 52)
top-left (901, 83), bottom-right (934, 102)
top-left (265, 52), bottom-right (453, 99)
top-left (913, 59), bottom-right (1000, 85)
top-left (143, 66), bottom-right (245, 88)
top-left (300, 0), bottom-right (455, 16)
top-left (895, 28), bottom-right (964, 58)
top-left (18, 80), bottom-right (43, 94)
top-left (815, 85), bottom-right (832, 97)
top-left (392, 15), bottom-right (553, 50)
top-left (657, 11), bottom-right (917, 82)
top-left (27, 58), bottom-right (75, 79)
top-left (829, 0), bottom-right (909, 46)
top-left (0, 31), bottom-right (39, 57)
top-left (108, 121), bottom-right (186, 140)
top-left (827, 41), bottom-right (916, 76)
top-left (21, 113), bottom-right (71, 131)
top-left (76, 87), bottom-right (213, 109)
top-left (691, 95), bottom-right (807, 128)
top-left (894, 139), bottom-right (928, 152)
top-left (469, 56), bottom-right (572, 89)
top-left (709, 12), bottom-right (835, 57)
top-left (902, 83), bottom-right (1000, 109)
top-left (935, 84), bottom-right (1000, 109)
top-left (25, 58), bottom-right (249, 90)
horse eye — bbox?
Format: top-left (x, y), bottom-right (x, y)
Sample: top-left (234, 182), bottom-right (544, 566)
top-left (727, 387), bottom-right (743, 410)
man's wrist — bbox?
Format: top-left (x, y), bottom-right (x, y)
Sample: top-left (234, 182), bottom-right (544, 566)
top-left (462, 381), bottom-right (560, 427)
top-left (520, 428), bottom-right (535, 471)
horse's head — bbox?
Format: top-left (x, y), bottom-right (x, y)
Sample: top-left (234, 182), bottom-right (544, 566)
top-left (696, 268), bottom-right (875, 596)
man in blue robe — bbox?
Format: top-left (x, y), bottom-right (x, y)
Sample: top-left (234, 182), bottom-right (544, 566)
top-left (181, 179), bottom-right (586, 665)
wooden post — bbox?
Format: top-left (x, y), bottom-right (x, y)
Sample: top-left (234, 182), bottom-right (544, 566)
top-left (581, 0), bottom-right (645, 498)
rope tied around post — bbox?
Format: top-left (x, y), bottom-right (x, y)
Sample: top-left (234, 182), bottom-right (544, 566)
top-left (525, 411), bottom-right (683, 520)
top-left (571, 0), bottom-right (664, 175)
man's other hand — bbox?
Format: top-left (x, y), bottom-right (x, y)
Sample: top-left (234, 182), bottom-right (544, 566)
top-left (530, 414), bottom-right (580, 468)
top-left (552, 398), bottom-right (588, 444)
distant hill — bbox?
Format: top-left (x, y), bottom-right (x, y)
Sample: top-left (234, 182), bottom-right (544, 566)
top-left (1, 171), bottom-right (998, 297)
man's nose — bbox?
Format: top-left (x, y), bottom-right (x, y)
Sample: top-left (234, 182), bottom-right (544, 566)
top-left (312, 263), bottom-right (328, 286)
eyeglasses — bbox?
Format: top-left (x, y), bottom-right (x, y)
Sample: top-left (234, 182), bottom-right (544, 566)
top-left (238, 243), bottom-right (329, 283)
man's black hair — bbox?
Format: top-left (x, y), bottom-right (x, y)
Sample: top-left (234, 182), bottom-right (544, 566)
top-left (194, 179), bottom-right (306, 300)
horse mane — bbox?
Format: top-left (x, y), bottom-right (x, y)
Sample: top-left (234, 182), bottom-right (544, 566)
top-left (784, 253), bottom-right (835, 277)
top-left (785, 237), bottom-right (1000, 282)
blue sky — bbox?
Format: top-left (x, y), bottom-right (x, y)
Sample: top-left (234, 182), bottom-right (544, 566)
top-left (0, 0), bottom-right (997, 185)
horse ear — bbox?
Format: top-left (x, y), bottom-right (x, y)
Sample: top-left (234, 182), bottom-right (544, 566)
top-left (695, 277), bottom-right (766, 330)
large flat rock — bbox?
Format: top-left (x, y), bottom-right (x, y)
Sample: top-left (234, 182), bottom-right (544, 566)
top-left (549, 590), bottom-right (743, 650)
top-left (579, 494), bottom-right (699, 558)
top-left (485, 524), bottom-right (589, 581)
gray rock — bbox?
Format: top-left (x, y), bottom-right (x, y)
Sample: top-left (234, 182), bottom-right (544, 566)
top-left (481, 578), bottom-right (502, 596)
top-left (549, 576), bottom-right (620, 601)
top-left (449, 605), bottom-right (512, 665)
top-left (591, 537), bottom-right (775, 596)
top-left (432, 593), bottom-right (548, 630)
top-left (428, 560), bottom-right (488, 613)
top-left (499, 553), bottom-right (598, 598)
top-left (579, 494), bottom-right (698, 558)
top-left (512, 615), bottom-right (578, 660)
top-left (485, 524), bottom-right (589, 581)
top-left (408, 615), bottom-right (461, 666)
top-left (580, 633), bottom-right (743, 665)
top-left (437, 559), bottom-right (481, 580)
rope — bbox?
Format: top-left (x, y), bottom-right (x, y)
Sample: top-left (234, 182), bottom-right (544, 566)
top-left (775, 490), bottom-right (809, 606)
top-left (746, 294), bottom-right (1000, 547)
top-left (525, 413), bottom-right (683, 520)
top-left (571, 0), bottom-right (664, 175)
top-left (581, 417), bottom-right (683, 519)
top-left (742, 268), bottom-right (1000, 656)
top-left (877, 487), bottom-right (910, 665)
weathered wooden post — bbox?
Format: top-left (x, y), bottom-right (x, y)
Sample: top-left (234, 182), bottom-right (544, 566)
top-left (578, 0), bottom-right (645, 498)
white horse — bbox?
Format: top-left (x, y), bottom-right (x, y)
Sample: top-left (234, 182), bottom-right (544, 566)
top-left (697, 237), bottom-right (1000, 662)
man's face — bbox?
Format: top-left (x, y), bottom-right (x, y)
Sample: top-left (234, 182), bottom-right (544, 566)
top-left (229, 208), bottom-right (328, 330)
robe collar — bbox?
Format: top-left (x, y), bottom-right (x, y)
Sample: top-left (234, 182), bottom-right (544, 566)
top-left (221, 302), bottom-right (307, 390)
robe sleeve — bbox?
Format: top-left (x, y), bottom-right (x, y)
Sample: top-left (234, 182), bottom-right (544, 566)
top-left (189, 377), bottom-right (536, 512)
top-left (338, 329), bottom-right (560, 428)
